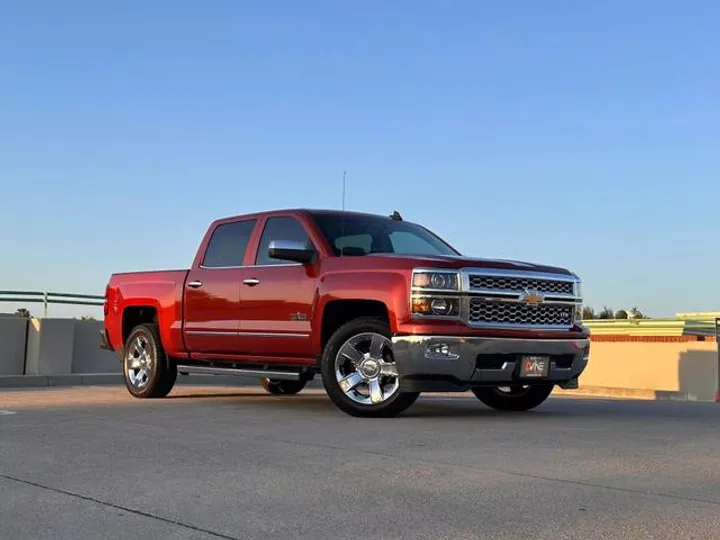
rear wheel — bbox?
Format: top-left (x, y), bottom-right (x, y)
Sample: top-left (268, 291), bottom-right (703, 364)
top-left (122, 323), bottom-right (177, 398)
top-left (471, 384), bottom-right (553, 411)
top-left (321, 317), bottom-right (419, 418)
top-left (261, 378), bottom-right (307, 395)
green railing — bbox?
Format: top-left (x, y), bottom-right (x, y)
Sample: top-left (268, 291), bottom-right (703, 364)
top-left (0, 290), bottom-right (104, 317)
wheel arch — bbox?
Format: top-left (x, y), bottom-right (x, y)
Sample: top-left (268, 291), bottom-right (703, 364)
top-left (313, 272), bottom-right (408, 356)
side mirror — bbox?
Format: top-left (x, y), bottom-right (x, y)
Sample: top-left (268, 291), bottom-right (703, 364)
top-left (268, 240), bottom-right (316, 264)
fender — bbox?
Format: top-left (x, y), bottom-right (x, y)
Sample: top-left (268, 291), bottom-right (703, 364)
top-left (312, 270), bottom-right (409, 354)
top-left (116, 279), bottom-right (186, 358)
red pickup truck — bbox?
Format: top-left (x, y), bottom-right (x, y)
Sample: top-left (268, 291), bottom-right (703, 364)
top-left (101, 208), bottom-right (589, 417)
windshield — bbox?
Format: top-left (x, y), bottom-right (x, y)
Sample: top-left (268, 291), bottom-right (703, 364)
top-left (310, 212), bottom-right (461, 257)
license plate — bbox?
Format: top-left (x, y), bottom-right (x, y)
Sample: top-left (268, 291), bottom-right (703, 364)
top-left (519, 355), bottom-right (550, 378)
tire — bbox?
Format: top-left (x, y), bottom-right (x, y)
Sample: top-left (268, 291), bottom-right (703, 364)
top-left (261, 378), bottom-right (307, 395)
top-left (471, 384), bottom-right (554, 412)
top-left (320, 317), bottom-right (419, 418)
top-left (122, 323), bottom-right (177, 398)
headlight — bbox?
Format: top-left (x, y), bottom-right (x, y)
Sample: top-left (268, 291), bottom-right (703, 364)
top-left (412, 269), bottom-right (460, 291)
top-left (411, 268), bottom-right (462, 319)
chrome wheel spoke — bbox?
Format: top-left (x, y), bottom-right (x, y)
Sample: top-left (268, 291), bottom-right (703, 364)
top-left (369, 334), bottom-right (385, 358)
top-left (368, 378), bottom-right (384, 405)
top-left (379, 362), bottom-right (398, 377)
top-left (339, 342), bottom-right (363, 364)
top-left (339, 372), bottom-right (363, 393)
top-left (132, 340), bottom-right (145, 357)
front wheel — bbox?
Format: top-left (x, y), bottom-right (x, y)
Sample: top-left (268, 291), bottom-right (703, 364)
top-left (471, 384), bottom-right (554, 411)
top-left (321, 317), bottom-right (419, 418)
top-left (261, 378), bottom-right (307, 395)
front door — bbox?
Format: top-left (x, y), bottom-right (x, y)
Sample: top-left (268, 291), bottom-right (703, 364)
top-left (183, 218), bottom-right (257, 355)
top-left (237, 215), bottom-right (317, 360)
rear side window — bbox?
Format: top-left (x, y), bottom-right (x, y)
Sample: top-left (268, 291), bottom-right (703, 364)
top-left (202, 219), bottom-right (257, 268)
top-left (255, 217), bottom-right (313, 265)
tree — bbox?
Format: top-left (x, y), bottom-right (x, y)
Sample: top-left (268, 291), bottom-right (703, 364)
top-left (14, 308), bottom-right (31, 319)
top-left (582, 306), bottom-right (596, 320)
top-left (614, 309), bottom-right (628, 319)
top-left (597, 306), bottom-right (615, 319)
top-left (628, 307), bottom-right (645, 319)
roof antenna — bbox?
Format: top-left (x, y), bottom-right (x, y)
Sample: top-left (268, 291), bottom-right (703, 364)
top-left (390, 210), bottom-right (403, 221)
top-left (340, 171), bottom-right (347, 256)
top-left (341, 170), bottom-right (347, 211)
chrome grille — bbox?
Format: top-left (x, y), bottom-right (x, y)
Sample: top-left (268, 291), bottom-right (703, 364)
top-left (469, 298), bottom-right (574, 327)
top-left (469, 275), bottom-right (574, 295)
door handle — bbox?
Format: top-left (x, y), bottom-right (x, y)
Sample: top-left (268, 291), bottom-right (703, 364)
top-left (243, 278), bottom-right (260, 286)
top-left (187, 280), bottom-right (203, 289)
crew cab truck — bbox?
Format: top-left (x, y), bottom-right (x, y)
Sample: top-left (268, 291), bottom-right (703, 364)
top-left (101, 209), bottom-right (590, 418)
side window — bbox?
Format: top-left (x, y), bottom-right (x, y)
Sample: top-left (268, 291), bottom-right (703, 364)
top-left (202, 219), bottom-right (257, 268)
top-left (255, 217), bottom-right (313, 266)
top-left (389, 231), bottom-right (439, 255)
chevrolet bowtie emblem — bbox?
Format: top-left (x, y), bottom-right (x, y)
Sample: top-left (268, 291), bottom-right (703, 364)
top-left (519, 289), bottom-right (545, 305)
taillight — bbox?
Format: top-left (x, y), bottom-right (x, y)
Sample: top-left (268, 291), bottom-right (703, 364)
top-left (103, 285), bottom-right (110, 316)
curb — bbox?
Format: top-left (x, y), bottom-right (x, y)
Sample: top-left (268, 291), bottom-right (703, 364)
top-left (0, 374), bottom-right (124, 388)
top-left (552, 386), bottom-right (698, 402)
top-left (0, 375), bottom-right (711, 403)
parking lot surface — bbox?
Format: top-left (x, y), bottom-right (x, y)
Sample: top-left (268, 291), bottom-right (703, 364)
top-left (1, 385), bottom-right (719, 540)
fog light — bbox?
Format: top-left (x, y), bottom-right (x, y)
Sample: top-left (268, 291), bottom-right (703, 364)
top-left (425, 342), bottom-right (460, 360)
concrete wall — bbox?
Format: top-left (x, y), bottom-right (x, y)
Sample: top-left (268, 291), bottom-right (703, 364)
top-left (0, 317), bottom-right (29, 375)
top-left (579, 339), bottom-right (718, 401)
top-left (1, 318), bottom-right (719, 400)
top-left (12, 318), bottom-right (120, 377)
top-left (71, 320), bottom-right (120, 373)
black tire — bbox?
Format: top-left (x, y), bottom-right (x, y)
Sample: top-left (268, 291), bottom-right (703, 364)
top-left (320, 317), bottom-right (419, 418)
top-left (471, 384), bottom-right (554, 412)
top-left (261, 378), bottom-right (307, 395)
top-left (122, 323), bottom-right (177, 398)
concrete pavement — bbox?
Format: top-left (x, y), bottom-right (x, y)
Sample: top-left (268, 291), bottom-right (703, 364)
top-left (1, 386), bottom-right (719, 539)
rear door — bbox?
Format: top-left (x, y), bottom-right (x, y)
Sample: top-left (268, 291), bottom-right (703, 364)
top-left (236, 215), bottom-right (318, 360)
top-left (183, 218), bottom-right (257, 355)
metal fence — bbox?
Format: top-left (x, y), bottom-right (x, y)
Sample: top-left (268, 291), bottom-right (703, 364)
top-left (0, 290), bottom-right (103, 317)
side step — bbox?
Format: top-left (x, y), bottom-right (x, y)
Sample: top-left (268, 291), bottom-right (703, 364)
top-left (176, 365), bottom-right (302, 381)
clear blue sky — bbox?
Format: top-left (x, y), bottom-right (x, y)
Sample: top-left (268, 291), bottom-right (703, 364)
top-left (1, 0), bottom-right (718, 318)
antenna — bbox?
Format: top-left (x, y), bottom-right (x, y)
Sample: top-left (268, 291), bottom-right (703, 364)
top-left (341, 170), bottom-right (347, 211)
top-left (340, 171), bottom-right (346, 256)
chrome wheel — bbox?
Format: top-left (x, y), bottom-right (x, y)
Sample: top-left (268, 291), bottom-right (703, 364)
top-left (334, 332), bottom-right (399, 405)
top-left (125, 335), bottom-right (153, 390)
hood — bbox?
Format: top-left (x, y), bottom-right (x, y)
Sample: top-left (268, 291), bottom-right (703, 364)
top-left (368, 253), bottom-right (574, 276)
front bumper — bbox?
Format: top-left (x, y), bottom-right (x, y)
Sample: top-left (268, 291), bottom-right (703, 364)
top-left (392, 334), bottom-right (590, 393)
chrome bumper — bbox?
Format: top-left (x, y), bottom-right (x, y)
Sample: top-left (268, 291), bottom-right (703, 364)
top-left (391, 334), bottom-right (590, 392)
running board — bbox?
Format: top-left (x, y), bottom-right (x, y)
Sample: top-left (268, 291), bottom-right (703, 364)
top-left (176, 365), bottom-right (302, 381)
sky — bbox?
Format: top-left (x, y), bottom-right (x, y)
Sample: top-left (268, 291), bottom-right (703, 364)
top-left (1, 0), bottom-right (719, 319)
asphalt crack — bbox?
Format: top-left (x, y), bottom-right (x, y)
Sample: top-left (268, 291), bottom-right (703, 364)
top-left (253, 434), bottom-right (720, 508)
top-left (0, 473), bottom-right (241, 540)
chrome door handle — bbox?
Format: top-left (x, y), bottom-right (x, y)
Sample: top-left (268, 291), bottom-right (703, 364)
top-left (187, 280), bottom-right (203, 289)
top-left (243, 278), bottom-right (260, 286)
